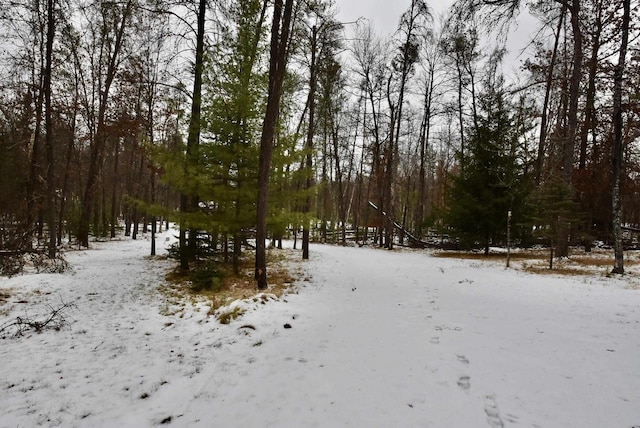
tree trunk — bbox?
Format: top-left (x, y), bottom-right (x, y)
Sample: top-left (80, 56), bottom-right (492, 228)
top-left (578, 0), bottom-right (602, 170)
top-left (416, 64), bottom-right (435, 239)
top-left (384, 87), bottom-right (396, 250)
top-left (255, 0), bottom-right (295, 289)
top-left (456, 55), bottom-right (465, 170)
top-left (330, 116), bottom-right (346, 246)
top-left (302, 24), bottom-right (317, 261)
top-left (151, 170), bottom-right (156, 256)
top-left (557, 0), bottom-right (583, 258)
top-left (110, 138), bottom-right (119, 239)
top-left (58, 111), bottom-right (76, 246)
top-left (611, 0), bottom-right (630, 274)
top-left (44, 0), bottom-right (56, 258)
top-left (179, 0), bottom-right (206, 270)
top-left (535, 2), bottom-right (565, 185)
top-left (26, 7), bottom-right (47, 249)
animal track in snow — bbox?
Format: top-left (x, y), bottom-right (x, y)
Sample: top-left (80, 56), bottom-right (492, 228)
top-left (435, 325), bottom-right (462, 332)
top-left (483, 395), bottom-right (504, 427)
top-left (457, 376), bottom-right (470, 390)
top-left (457, 354), bottom-right (469, 364)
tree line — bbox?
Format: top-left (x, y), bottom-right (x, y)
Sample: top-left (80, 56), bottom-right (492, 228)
top-left (0, 0), bottom-right (638, 282)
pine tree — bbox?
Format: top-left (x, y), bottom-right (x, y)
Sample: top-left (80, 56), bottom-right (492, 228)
top-left (529, 175), bottom-right (582, 268)
top-left (445, 79), bottom-right (531, 254)
top-left (201, 0), bottom-right (268, 274)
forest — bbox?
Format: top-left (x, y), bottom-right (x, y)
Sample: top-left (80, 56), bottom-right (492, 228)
top-left (0, 0), bottom-right (639, 284)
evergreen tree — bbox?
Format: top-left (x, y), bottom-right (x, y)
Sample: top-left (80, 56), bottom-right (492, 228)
top-left (529, 175), bottom-right (582, 268)
top-left (201, 0), bottom-right (268, 273)
top-left (445, 78), bottom-right (531, 254)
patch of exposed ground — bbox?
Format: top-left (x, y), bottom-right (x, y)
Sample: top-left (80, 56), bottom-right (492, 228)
top-left (435, 248), bottom-right (640, 279)
top-left (161, 248), bottom-right (303, 322)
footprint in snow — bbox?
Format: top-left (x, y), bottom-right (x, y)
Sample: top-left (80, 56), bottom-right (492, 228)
top-left (457, 354), bottom-right (469, 364)
top-left (457, 376), bottom-right (471, 390)
top-left (484, 395), bottom-right (505, 428)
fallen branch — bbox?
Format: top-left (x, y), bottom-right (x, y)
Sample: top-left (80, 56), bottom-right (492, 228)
top-left (0, 301), bottom-right (76, 338)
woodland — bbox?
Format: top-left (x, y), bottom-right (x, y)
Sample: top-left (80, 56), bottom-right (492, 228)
top-left (0, 0), bottom-right (639, 285)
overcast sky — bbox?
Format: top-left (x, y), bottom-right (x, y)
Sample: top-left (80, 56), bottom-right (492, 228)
top-left (334, 0), bottom-right (455, 36)
top-left (333, 0), bottom-right (540, 78)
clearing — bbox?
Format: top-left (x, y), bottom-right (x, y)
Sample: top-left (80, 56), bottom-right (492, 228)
top-left (1, 227), bottom-right (639, 427)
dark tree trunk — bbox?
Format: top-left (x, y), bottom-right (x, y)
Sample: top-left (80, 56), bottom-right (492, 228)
top-left (578, 0), bottom-right (602, 170)
top-left (384, 91), bottom-right (396, 250)
top-left (535, 2), bottom-right (565, 185)
top-left (557, 0), bottom-right (583, 258)
top-left (255, 0), bottom-right (295, 289)
top-left (58, 111), bottom-right (76, 246)
top-left (110, 138), bottom-right (119, 239)
top-left (233, 233), bottom-right (241, 275)
top-left (416, 66), bottom-right (435, 239)
top-left (456, 56), bottom-right (465, 170)
top-left (179, 0), bottom-right (206, 270)
top-left (302, 24), bottom-right (317, 261)
top-left (27, 63), bottom-right (45, 249)
top-left (611, 0), bottom-right (630, 274)
top-left (331, 117), bottom-right (346, 246)
top-left (151, 171), bottom-right (156, 256)
top-left (44, 0), bottom-right (56, 258)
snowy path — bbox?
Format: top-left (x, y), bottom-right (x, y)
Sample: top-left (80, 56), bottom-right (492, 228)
top-left (1, 233), bottom-right (639, 427)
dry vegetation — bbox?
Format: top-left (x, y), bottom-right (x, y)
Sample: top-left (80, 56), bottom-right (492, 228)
top-left (0, 289), bottom-right (11, 316)
top-left (0, 289), bottom-right (10, 304)
top-left (162, 248), bottom-right (303, 321)
top-left (435, 247), bottom-right (640, 277)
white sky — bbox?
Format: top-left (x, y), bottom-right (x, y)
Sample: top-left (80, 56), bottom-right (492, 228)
top-left (334, 0), bottom-right (541, 78)
top-left (334, 0), bottom-right (454, 36)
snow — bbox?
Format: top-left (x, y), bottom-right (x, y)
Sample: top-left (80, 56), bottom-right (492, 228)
top-left (1, 227), bottom-right (639, 427)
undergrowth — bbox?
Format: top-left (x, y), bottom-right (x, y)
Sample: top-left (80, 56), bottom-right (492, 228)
top-left (163, 249), bottom-right (300, 322)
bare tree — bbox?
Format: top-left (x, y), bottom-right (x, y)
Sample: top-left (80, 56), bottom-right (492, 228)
top-left (350, 23), bottom-right (387, 246)
top-left (77, 0), bottom-right (134, 247)
top-left (381, 0), bottom-right (432, 249)
top-left (415, 17), bottom-right (445, 240)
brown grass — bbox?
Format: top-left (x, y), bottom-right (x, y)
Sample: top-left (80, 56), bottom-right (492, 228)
top-left (0, 290), bottom-right (10, 304)
top-left (435, 250), bottom-right (548, 261)
top-left (521, 265), bottom-right (600, 276)
top-left (435, 248), bottom-right (639, 277)
top-left (163, 248), bottom-right (301, 318)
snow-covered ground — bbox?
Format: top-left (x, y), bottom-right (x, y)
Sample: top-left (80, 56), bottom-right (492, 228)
top-left (1, 227), bottom-right (639, 427)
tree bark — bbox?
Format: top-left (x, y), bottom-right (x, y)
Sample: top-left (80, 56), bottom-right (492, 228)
top-left (179, 0), bottom-right (206, 270)
top-left (556, 0), bottom-right (583, 258)
top-left (302, 24), bottom-right (318, 260)
top-left (416, 63), bottom-right (435, 239)
top-left (255, 0), bottom-right (295, 289)
top-left (611, 0), bottom-right (630, 274)
top-left (535, 2), bottom-right (565, 185)
top-left (110, 138), bottom-right (119, 239)
top-left (44, 0), bottom-right (56, 258)
top-left (578, 0), bottom-right (602, 170)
